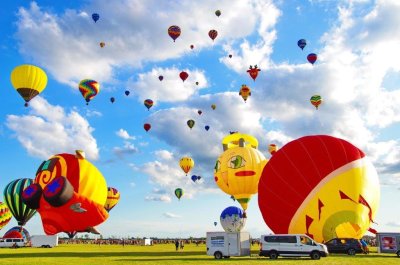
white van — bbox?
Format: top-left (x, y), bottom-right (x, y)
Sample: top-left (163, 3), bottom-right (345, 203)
top-left (0, 238), bottom-right (26, 248)
top-left (260, 234), bottom-right (328, 260)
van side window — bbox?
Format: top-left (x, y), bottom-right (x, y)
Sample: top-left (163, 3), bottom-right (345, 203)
top-left (6, 239), bottom-right (12, 243)
top-left (278, 236), bottom-right (296, 243)
top-left (264, 236), bottom-right (279, 243)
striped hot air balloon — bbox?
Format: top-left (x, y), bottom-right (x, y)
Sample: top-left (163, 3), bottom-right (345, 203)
top-left (78, 79), bottom-right (100, 105)
top-left (310, 95), bottom-right (322, 109)
top-left (3, 178), bottom-right (36, 226)
top-left (0, 202), bottom-right (12, 230)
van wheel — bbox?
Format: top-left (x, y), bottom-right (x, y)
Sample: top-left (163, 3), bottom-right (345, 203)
top-left (22, 183), bottom-right (42, 209)
top-left (43, 176), bottom-right (74, 207)
top-left (310, 251), bottom-right (321, 260)
top-left (269, 251), bottom-right (278, 259)
top-left (214, 251), bottom-right (223, 259)
top-left (347, 248), bottom-right (356, 255)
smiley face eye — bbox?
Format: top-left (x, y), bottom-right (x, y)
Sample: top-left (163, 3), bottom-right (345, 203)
top-left (228, 155), bottom-right (246, 169)
top-left (214, 160), bottom-right (221, 172)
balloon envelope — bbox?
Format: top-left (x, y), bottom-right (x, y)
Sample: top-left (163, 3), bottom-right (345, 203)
top-left (144, 99), bottom-right (154, 110)
top-left (104, 187), bottom-right (120, 212)
top-left (179, 157), bottom-right (194, 175)
top-left (187, 119), bottom-right (195, 129)
top-left (310, 95), bottom-right (322, 109)
top-left (10, 64), bottom-right (48, 106)
top-left (92, 13), bottom-right (99, 23)
top-left (220, 206), bottom-right (246, 232)
top-left (3, 226), bottom-right (30, 240)
top-left (174, 188), bottom-right (183, 200)
top-left (3, 178), bottom-right (36, 226)
top-left (298, 39), bottom-right (307, 50)
top-left (179, 71), bottom-right (189, 82)
top-left (144, 123), bottom-right (151, 132)
top-left (168, 25), bottom-right (181, 42)
top-left (307, 53), bottom-right (318, 64)
top-left (0, 202), bottom-right (12, 231)
top-left (258, 135), bottom-right (380, 243)
top-left (208, 29), bottom-right (218, 41)
top-left (79, 79), bottom-right (100, 104)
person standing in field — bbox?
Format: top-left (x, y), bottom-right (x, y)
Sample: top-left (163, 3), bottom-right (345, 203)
top-left (180, 240), bottom-right (184, 250)
top-left (175, 240), bottom-right (179, 251)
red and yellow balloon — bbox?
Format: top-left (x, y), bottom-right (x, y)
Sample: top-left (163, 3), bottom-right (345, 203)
top-left (258, 135), bottom-right (380, 243)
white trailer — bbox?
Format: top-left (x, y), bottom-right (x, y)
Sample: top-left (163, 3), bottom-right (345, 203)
top-left (376, 232), bottom-right (400, 257)
top-left (30, 235), bottom-right (58, 248)
top-left (206, 231), bottom-right (251, 259)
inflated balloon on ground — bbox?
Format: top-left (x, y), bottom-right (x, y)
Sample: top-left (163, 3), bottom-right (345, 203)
top-left (220, 206), bottom-right (246, 232)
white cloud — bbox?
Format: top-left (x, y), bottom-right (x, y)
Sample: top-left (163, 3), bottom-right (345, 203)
top-left (15, 0), bottom-right (276, 87)
top-left (128, 67), bottom-right (208, 103)
top-left (6, 97), bottom-right (99, 160)
top-left (154, 150), bottom-right (174, 161)
top-left (163, 212), bottom-right (182, 218)
top-left (144, 194), bottom-right (172, 203)
top-left (116, 129), bottom-right (135, 140)
top-left (113, 141), bottom-right (139, 158)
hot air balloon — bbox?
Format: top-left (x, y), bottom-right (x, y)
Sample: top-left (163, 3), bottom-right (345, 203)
top-left (258, 135), bottom-right (380, 243)
top-left (158, 75), bottom-right (164, 81)
top-left (229, 54), bottom-right (232, 58)
top-left (208, 29), bottom-right (218, 41)
top-left (211, 104), bottom-right (216, 110)
top-left (179, 71), bottom-right (189, 82)
top-left (220, 206), bottom-right (246, 232)
top-left (191, 175), bottom-right (198, 183)
top-left (298, 39), bottom-right (307, 50)
top-left (0, 202), bottom-right (12, 231)
top-left (239, 84), bottom-right (251, 102)
top-left (21, 150), bottom-right (109, 235)
top-left (187, 119), bottom-right (195, 129)
top-left (144, 123), bottom-right (151, 132)
top-left (268, 144), bottom-right (278, 155)
top-left (3, 226), bottom-right (30, 240)
top-left (110, 97), bottom-right (115, 103)
top-left (99, 42), bottom-right (105, 48)
top-left (65, 231), bottom-right (77, 239)
top-left (104, 187), bottom-right (120, 212)
top-left (168, 25), bottom-right (181, 42)
top-left (125, 90), bottom-right (130, 96)
top-left (78, 79), bottom-right (100, 105)
top-left (247, 65), bottom-right (260, 81)
top-left (144, 99), bottom-right (154, 110)
top-left (215, 10), bottom-right (221, 17)
top-left (214, 133), bottom-right (268, 216)
top-left (174, 188), bottom-right (183, 200)
top-left (310, 95), bottom-right (322, 109)
top-left (190, 44), bottom-right (194, 49)
top-left (10, 64), bottom-right (48, 107)
top-left (195, 81), bottom-right (199, 85)
top-left (92, 13), bottom-right (100, 23)
top-left (3, 178), bottom-right (36, 226)
top-left (205, 125), bottom-right (210, 131)
top-left (197, 110), bottom-right (202, 115)
top-left (307, 53), bottom-right (317, 65)
top-left (179, 157), bottom-right (194, 176)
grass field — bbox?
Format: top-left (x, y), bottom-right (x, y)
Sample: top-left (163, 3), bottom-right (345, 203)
top-left (0, 244), bottom-right (398, 265)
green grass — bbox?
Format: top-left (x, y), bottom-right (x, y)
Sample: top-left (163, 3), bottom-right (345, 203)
top-left (0, 244), bottom-right (398, 265)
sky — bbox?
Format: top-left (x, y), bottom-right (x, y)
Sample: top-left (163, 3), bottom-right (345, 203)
top-left (0, 0), bottom-right (400, 239)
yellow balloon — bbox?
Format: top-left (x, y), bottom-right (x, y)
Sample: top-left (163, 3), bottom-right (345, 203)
top-left (10, 64), bottom-right (48, 106)
top-left (215, 133), bottom-right (267, 213)
top-left (179, 157), bottom-right (194, 175)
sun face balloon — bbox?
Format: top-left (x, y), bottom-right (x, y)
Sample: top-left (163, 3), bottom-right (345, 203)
top-left (22, 150), bottom-right (109, 235)
top-left (214, 133), bottom-right (267, 215)
top-left (258, 135), bottom-right (380, 243)
top-left (220, 206), bottom-right (246, 232)
top-left (10, 64), bottom-right (48, 107)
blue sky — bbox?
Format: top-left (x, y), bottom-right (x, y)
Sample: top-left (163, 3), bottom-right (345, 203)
top-left (1, 0), bottom-right (400, 238)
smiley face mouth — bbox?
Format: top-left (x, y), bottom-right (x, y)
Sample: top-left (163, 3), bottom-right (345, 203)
top-left (235, 170), bottom-right (256, 177)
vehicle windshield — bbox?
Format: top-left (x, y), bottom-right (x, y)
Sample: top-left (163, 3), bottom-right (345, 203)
top-left (300, 235), bottom-right (314, 245)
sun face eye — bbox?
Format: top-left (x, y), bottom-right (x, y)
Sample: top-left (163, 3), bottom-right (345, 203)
top-left (214, 160), bottom-right (221, 172)
top-left (228, 155), bottom-right (246, 169)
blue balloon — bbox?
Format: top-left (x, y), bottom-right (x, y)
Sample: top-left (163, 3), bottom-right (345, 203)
top-left (191, 175), bottom-right (198, 182)
top-left (92, 13), bottom-right (100, 23)
top-left (220, 206), bottom-right (246, 232)
top-left (205, 125), bottom-right (210, 131)
top-left (297, 39), bottom-right (307, 50)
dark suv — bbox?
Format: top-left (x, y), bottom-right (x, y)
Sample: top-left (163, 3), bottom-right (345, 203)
top-left (324, 238), bottom-right (364, 255)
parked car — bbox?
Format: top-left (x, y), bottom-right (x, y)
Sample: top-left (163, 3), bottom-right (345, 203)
top-left (259, 234), bottom-right (328, 260)
top-left (324, 238), bottom-right (363, 255)
top-left (0, 238), bottom-right (26, 248)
